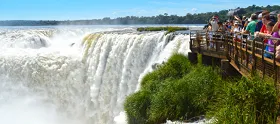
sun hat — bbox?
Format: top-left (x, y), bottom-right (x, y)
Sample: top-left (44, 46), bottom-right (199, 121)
top-left (258, 13), bottom-right (262, 18)
top-left (234, 21), bottom-right (240, 25)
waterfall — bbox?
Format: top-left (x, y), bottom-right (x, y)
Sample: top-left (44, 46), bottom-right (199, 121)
top-left (0, 27), bottom-right (190, 124)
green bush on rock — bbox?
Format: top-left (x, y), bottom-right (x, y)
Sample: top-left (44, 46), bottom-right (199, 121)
top-left (141, 54), bottom-right (191, 93)
top-left (137, 27), bottom-right (188, 34)
top-left (124, 53), bottom-right (279, 124)
top-left (148, 66), bottom-right (221, 123)
top-left (124, 91), bottom-right (151, 124)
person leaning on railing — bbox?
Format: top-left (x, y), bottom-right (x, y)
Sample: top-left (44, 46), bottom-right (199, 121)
top-left (272, 14), bottom-right (280, 33)
top-left (255, 22), bottom-right (279, 59)
top-left (242, 14), bottom-right (258, 39)
top-left (272, 14), bottom-right (280, 59)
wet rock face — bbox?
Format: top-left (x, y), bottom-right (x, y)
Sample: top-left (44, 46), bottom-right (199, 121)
top-left (152, 62), bottom-right (165, 70)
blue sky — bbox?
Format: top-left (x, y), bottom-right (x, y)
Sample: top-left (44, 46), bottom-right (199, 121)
top-left (0, 0), bottom-right (278, 20)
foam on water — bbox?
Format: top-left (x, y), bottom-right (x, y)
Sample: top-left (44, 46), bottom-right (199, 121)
top-left (0, 26), bottom-right (191, 124)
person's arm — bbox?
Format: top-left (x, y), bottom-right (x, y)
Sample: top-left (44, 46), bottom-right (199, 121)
top-left (242, 23), bottom-right (250, 34)
top-left (255, 32), bottom-right (272, 38)
top-left (234, 15), bottom-right (242, 23)
top-left (230, 27), bottom-right (233, 33)
top-left (208, 26), bottom-right (212, 31)
top-left (242, 30), bottom-right (249, 34)
top-left (242, 21), bottom-right (248, 32)
top-left (272, 14), bottom-right (280, 32)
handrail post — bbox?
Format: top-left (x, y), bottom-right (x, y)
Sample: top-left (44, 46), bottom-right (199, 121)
top-left (246, 36), bottom-right (248, 68)
top-left (226, 32), bottom-right (230, 58)
top-left (197, 31), bottom-right (201, 53)
top-left (189, 30), bottom-right (192, 51)
top-left (262, 39), bottom-right (265, 79)
top-left (252, 38), bottom-right (256, 76)
top-left (232, 33), bottom-right (235, 60)
top-left (240, 34), bottom-right (243, 68)
top-left (206, 31), bottom-right (209, 50)
top-left (215, 32), bottom-right (218, 52)
top-left (224, 32), bottom-right (229, 59)
top-left (234, 35), bottom-right (239, 68)
top-left (273, 43), bottom-right (277, 85)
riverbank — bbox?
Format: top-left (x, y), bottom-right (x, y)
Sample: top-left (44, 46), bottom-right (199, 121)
top-left (137, 27), bottom-right (188, 34)
top-left (124, 54), bottom-right (279, 124)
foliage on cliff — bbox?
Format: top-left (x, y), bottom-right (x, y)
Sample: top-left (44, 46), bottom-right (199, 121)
top-left (124, 54), bottom-right (278, 124)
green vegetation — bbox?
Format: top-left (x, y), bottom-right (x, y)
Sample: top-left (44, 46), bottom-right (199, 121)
top-left (137, 27), bottom-right (188, 35)
top-left (124, 54), bottom-right (279, 124)
top-left (1, 5), bottom-right (279, 26)
top-left (137, 27), bottom-right (188, 34)
top-left (208, 76), bottom-right (278, 124)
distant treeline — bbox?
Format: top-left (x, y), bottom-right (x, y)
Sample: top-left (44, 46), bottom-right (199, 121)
top-left (1, 5), bottom-right (280, 26)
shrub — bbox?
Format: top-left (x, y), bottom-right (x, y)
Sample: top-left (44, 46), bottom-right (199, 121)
top-left (124, 91), bottom-right (151, 124)
top-left (148, 66), bottom-right (222, 123)
top-left (137, 27), bottom-right (188, 33)
top-left (124, 53), bottom-right (279, 124)
top-left (141, 54), bottom-right (191, 93)
top-left (208, 77), bottom-right (278, 124)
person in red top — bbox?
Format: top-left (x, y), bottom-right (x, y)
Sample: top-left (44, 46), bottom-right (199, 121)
top-left (260, 15), bottom-right (271, 34)
top-left (257, 15), bottom-right (271, 43)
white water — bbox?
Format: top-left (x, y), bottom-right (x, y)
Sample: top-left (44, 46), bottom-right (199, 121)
top-left (0, 26), bottom-right (191, 124)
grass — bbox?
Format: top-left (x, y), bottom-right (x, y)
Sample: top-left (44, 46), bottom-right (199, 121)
top-left (124, 53), bottom-right (279, 124)
top-left (208, 76), bottom-right (278, 124)
top-left (137, 27), bottom-right (188, 34)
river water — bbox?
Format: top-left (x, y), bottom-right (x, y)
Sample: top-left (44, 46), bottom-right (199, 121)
top-left (0, 25), bottom-right (202, 124)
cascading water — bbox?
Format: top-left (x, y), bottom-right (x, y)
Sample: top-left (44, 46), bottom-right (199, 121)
top-left (0, 27), bottom-right (190, 124)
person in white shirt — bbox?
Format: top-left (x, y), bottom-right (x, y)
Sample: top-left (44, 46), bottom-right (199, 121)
top-left (210, 17), bottom-right (219, 31)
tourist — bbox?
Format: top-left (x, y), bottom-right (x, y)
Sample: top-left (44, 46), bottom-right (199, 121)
top-left (231, 21), bottom-right (242, 42)
top-left (234, 15), bottom-right (247, 29)
top-left (272, 14), bottom-right (280, 33)
top-left (256, 22), bottom-right (277, 58)
top-left (273, 14), bottom-right (280, 59)
top-left (255, 13), bottom-right (263, 32)
top-left (218, 22), bottom-right (226, 32)
top-left (209, 16), bottom-right (219, 32)
top-left (242, 14), bottom-right (258, 38)
top-left (207, 16), bottom-right (219, 48)
top-left (242, 18), bottom-right (249, 32)
top-left (260, 15), bottom-right (271, 35)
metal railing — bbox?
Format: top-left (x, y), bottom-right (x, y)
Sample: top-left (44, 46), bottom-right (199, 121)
top-left (190, 30), bottom-right (280, 84)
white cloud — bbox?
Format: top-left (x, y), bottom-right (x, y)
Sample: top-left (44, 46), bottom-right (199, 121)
top-left (157, 9), bottom-right (167, 14)
top-left (191, 8), bottom-right (198, 12)
top-left (137, 10), bottom-right (148, 14)
top-left (149, 1), bottom-right (181, 5)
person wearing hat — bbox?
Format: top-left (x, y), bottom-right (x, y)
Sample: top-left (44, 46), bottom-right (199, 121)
top-left (256, 13), bottom-right (263, 32)
top-left (209, 16), bottom-right (219, 31)
top-left (207, 15), bottom-right (220, 48)
top-left (232, 21), bottom-right (242, 42)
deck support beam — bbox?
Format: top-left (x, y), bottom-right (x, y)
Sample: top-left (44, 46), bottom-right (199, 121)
top-left (202, 55), bottom-right (212, 66)
top-left (188, 52), bottom-right (198, 64)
